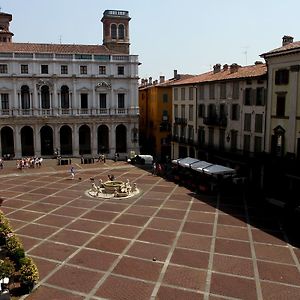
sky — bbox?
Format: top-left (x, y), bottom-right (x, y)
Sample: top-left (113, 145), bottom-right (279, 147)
top-left (1, 0), bottom-right (300, 81)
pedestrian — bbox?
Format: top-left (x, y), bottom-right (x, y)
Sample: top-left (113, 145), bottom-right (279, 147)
top-left (114, 152), bottom-right (118, 162)
top-left (152, 161), bottom-right (157, 176)
top-left (0, 158), bottom-right (3, 169)
top-left (70, 166), bottom-right (75, 180)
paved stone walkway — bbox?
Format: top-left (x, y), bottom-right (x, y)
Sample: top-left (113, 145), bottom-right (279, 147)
top-left (0, 159), bottom-right (300, 299)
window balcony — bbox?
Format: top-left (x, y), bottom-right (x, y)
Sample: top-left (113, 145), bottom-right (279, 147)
top-left (203, 115), bottom-right (227, 127)
top-left (174, 117), bottom-right (187, 125)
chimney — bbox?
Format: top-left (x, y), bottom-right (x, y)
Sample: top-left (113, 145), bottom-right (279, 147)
top-left (174, 69), bottom-right (178, 79)
top-left (223, 64), bottom-right (228, 71)
top-left (213, 64), bottom-right (221, 73)
top-left (282, 35), bottom-right (294, 46)
top-left (230, 63), bottom-right (240, 73)
top-left (159, 76), bottom-right (165, 83)
top-left (254, 61), bottom-right (263, 65)
top-left (149, 77), bottom-right (152, 85)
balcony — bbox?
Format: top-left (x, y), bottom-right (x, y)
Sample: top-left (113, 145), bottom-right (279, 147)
top-left (203, 115), bottom-right (227, 127)
top-left (174, 117), bottom-right (187, 125)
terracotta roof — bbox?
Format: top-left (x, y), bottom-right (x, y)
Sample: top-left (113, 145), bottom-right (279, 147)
top-left (261, 41), bottom-right (300, 57)
top-left (0, 42), bottom-right (120, 54)
top-left (171, 64), bottom-right (267, 86)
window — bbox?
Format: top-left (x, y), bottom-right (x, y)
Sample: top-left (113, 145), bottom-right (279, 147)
top-left (174, 105), bottom-right (178, 118)
top-left (208, 127), bottom-right (214, 147)
top-left (174, 88), bottom-right (178, 101)
top-left (99, 66), bottom-right (106, 75)
top-left (163, 94), bottom-right (168, 103)
top-left (232, 82), bottom-right (239, 99)
top-left (99, 93), bottom-right (107, 108)
top-left (244, 135), bottom-right (251, 152)
top-left (188, 125), bottom-right (194, 140)
top-left (276, 94), bottom-right (286, 117)
top-left (162, 110), bottom-right (168, 121)
top-left (198, 104), bottom-right (205, 118)
top-left (181, 88), bottom-right (185, 100)
top-left (118, 66), bottom-right (124, 75)
top-left (244, 88), bottom-right (252, 105)
top-left (198, 127), bottom-right (205, 146)
top-left (199, 85), bottom-right (204, 99)
top-left (21, 64), bottom-right (28, 74)
top-left (230, 130), bottom-right (238, 151)
top-left (41, 85), bottom-right (50, 109)
top-left (118, 24), bottom-right (125, 39)
top-left (80, 65), bottom-right (87, 74)
top-left (255, 114), bottom-right (263, 133)
top-left (220, 82), bottom-right (226, 99)
top-left (111, 24), bottom-right (117, 39)
top-left (231, 104), bottom-right (239, 121)
top-left (254, 136), bottom-right (262, 153)
top-left (61, 65), bottom-right (68, 75)
top-left (61, 85), bottom-right (69, 109)
top-left (209, 84), bottom-right (215, 99)
top-left (189, 87), bottom-right (194, 100)
top-left (1, 93), bottom-right (9, 109)
top-left (181, 105), bottom-right (185, 118)
top-left (118, 93), bottom-right (125, 108)
top-left (21, 85), bottom-right (30, 109)
top-left (41, 65), bottom-right (48, 74)
top-left (189, 105), bottom-right (193, 121)
top-left (256, 87), bottom-right (264, 106)
top-left (275, 69), bottom-right (289, 85)
top-left (81, 93), bottom-right (88, 109)
top-left (244, 113), bottom-right (251, 131)
top-left (0, 64), bottom-right (8, 73)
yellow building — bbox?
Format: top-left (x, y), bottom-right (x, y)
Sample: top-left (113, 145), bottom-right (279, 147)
top-left (139, 76), bottom-right (173, 161)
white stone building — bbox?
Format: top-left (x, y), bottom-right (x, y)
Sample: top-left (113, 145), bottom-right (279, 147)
top-left (0, 10), bottom-right (140, 159)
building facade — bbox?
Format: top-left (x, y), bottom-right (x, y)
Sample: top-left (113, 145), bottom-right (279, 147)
top-left (171, 63), bottom-right (267, 184)
top-left (0, 10), bottom-right (140, 159)
top-left (261, 36), bottom-right (300, 202)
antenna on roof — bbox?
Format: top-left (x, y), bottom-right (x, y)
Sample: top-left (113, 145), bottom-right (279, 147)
top-left (243, 46), bottom-right (249, 65)
top-left (59, 35), bottom-right (62, 44)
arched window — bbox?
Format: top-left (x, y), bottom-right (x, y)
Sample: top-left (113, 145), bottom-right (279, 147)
top-left (21, 85), bottom-right (30, 109)
top-left (111, 24), bottom-right (117, 39)
top-left (118, 24), bottom-right (125, 39)
top-left (41, 85), bottom-right (50, 109)
top-left (61, 85), bottom-right (69, 109)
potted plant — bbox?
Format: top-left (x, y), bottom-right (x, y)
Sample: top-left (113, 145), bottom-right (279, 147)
top-left (19, 257), bottom-right (39, 293)
top-left (6, 235), bottom-right (25, 268)
top-left (0, 258), bottom-right (15, 279)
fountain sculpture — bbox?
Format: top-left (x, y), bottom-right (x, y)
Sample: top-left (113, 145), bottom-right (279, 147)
top-left (87, 178), bottom-right (140, 199)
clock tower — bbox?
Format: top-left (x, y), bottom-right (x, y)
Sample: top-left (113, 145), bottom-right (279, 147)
top-left (101, 10), bottom-right (131, 54)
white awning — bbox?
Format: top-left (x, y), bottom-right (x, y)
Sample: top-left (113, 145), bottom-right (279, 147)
top-left (190, 161), bottom-right (213, 171)
top-left (177, 157), bottom-right (200, 168)
top-left (203, 164), bottom-right (236, 176)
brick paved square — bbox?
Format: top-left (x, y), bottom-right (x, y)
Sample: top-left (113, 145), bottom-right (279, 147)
top-left (0, 161), bottom-right (299, 300)
top-left (86, 235), bottom-right (130, 253)
top-left (101, 223), bottom-right (141, 239)
top-left (126, 241), bottom-right (170, 261)
top-left (26, 286), bottom-right (85, 299)
top-left (95, 275), bottom-right (155, 300)
top-left (49, 229), bottom-right (93, 246)
top-left (68, 249), bottom-right (118, 271)
top-left (66, 219), bottom-right (106, 233)
top-left (170, 248), bottom-right (209, 269)
top-left (215, 238), bottom-right (252, 258)
top-left (210, 273), bottom-right (257, 300)
top-left (137, 228), bottom-right (176, 245)
top-left (46, 265), bottom-right (103, 294)
top-left (162, 264), bottom-right (206, 290)
top-left (156, 286), bottom-right (203, 300)
top-left (212, 253), bottom-right (254, 277)
top-left (112, 256), bottom-right (163, 281)
top-left (29, 240), bottom-right (78, 261)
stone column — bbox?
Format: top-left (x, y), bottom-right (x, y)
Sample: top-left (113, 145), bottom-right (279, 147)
top-left (91, 123), bottom-right (98, 156)
top-left (73, 123), bottom-right (79, 156)
top-left (15, 125), bottom-right (22, 158)
top-left (34, 124), bottom-right (41, 157)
